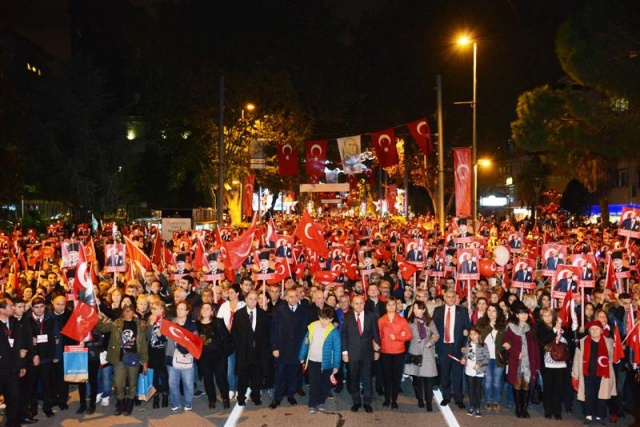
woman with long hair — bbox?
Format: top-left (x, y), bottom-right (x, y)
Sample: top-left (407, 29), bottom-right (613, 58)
top-left (503, 300), bottom-right (540, 418)
top-left (476, 303), bottom-right (507, 411)
top-left (147, 300), bottom-right (169, 408)
top-left (378, 297), bottom-right (412, 410)
top-left (537, 307), bottom-right (568, 420)
top-left (403, 300), bottom-right (439, 411)
top-left (216, 283), bottom-right (245, 400)
top-left (197, 302), bottom-right (231, 409)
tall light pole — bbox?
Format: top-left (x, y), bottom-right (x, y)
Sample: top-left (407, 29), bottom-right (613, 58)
top-left (457, 36), bottom-right (477, 231)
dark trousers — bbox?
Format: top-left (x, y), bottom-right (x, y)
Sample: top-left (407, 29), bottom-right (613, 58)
top-left (348, 358), bottom-right (373, 405)
top-left (35, 362), bottom-right (56, 411)
top-left (307, 361), bottom-right (331, 407)
top-left (466, 374), bottom-right (483, 409)
top-left (19, 365), bottom-right (36, 419)
top-left (543, 367), bottom-right (566, 416)
top-left (78, 359), bottom-right (100, 405)
top-left (439, 345), bottom-right (464, 402)
top-left (380, 353), bottom-right (404, 402)
top-left (53, 360), bottom-right (69, 405)
top-left (584, 376), bottom-right (607, 419)
top-left (274, 360), bottom-right (301, 402)
top-left (199, 352), bottom-right (228, 403)
top-left (237, 361), bottom-right (263, 401)
top-left (149, 348), bottom-right (168, 393)
top-left (0, 370), bottom-right (21, 427)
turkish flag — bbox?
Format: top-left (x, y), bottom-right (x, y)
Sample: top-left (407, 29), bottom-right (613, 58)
top-left (160, 319), bottom-right (204, 359)
top-left (223, 225), bottom-right (256, 270)
top-left (73, 243), bottom-right (95, 302)
top-left (267, 260), bottom-right (289, 284)
top-left (454, 147), bottom-right (472, 218)
top-left (60, 301), bottom-right (98, 343)
top-left (293, 210), bottom-right (328, 258)
top-left (84, 238), bottom-right (97, 263)
top-left (387, 184), bottom-right (397, 215)
top-left (193, 238), bottom-right (207, 272)
top-left (124, 235), bottom-right (151, 274)
top-left (242, 174), bottom-right (255, 217)
top-left (276, 143), bottom-right (298, 176)
top-left (398, 259), bottom-right (417, 281)
top-left (293, 263), bottom-right (306, 277)
top-left (371, 128), bottom-right (399, 168)
top-left (407, 118), bottom-right (433, 156)
top-left (305, 140), bottom-right (327, 177)
top-left (557, 289), bottom-right (574, 327)
top-left (314, 270), bottom-right (339, 283)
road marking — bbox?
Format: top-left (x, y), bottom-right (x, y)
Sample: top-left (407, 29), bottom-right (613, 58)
top-left (433, 389), bottom-right (461, 427)
top-left (224, 389), bottom-right (252, 427)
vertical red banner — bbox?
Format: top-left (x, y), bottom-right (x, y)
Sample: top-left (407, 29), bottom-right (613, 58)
top-left (454, 147), bottom-right (472, 218)
top-left (387, 184), bottom-right (397, 215)
top-left (243, 174), bottom-right (255, 217)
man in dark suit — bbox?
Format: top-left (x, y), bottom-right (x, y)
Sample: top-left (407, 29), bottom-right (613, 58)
top-left (269, 287), bottom-right (309, 409)
top-left (432, 289), bottom-right (472, 408)
top-left (546, 251), bottom-right (562, 270)
top-left (458, 254), bottom-right (478, 274)
top-left (341, 295), bottom-right (380, 413)
top-left (232, 291), bottom-right (270, 406)
top-left (554, 274), bottom-right (578, 293)
top-left (621, 210), bottom-right (640, 231)
top-left (0, 297), bottom-right (28, 427)
top-left (406, 244), bottom-right (423, 262)
top-left (514, 265), bottom-right (533, 283)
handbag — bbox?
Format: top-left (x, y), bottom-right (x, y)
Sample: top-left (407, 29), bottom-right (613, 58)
top-left (531, 371), bottom-right (543, 404)
top-left (549, 339), bottom-right (569, 362)
top-left (173, 349), bottom-right (194, 370)
top-left (122, 352), bottom-right (142, 367)
top-left (497, 349), bottom-right (509, 365)
top-left (137, 368), bottom-right (156, 401)
top-left (407, 353), bottom-right (422, 367)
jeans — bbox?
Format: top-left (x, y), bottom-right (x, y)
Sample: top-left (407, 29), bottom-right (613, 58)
top-left (168, 365), bottom-right (195, 409)
top-left (483, 359), bottom-right (505, 404)
top-left (97, 364), bottom-right (113, 397)
top-left (227, 353), bottom-right (237, 393)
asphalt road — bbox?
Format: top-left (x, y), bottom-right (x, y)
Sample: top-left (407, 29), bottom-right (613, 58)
top-left (2, 380), bottom-right (636, 427)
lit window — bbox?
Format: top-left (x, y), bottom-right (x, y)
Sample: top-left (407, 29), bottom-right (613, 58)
top-left (611, 98), bottom-right (629, 112)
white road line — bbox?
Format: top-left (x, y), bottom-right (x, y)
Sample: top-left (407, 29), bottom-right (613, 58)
top-left (224, 389), bottom-right (252, 427)
top-left (433, 389), bottom-right (461, 427)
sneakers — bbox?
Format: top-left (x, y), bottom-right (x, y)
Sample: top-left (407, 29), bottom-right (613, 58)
top-left (474, 409), bottom-right (482, 417)
top-left (229, 391), bottom-right (236, 400)
top-left (194, 390), bottom-right (204, 398)
top-left (100, 397), bottom-right (110, 407)
top-left (467, 407), bottom-right (475, 416)
top-left (184, 407), bottom-right (192, 411)
top-left (96, 393), bottom-right (103, 404)
top-left (317, 404), bottom-right (327, 412)
top-left (308, 407), bottom-right (317, 414)
top-left (171, 406), bottom-right (180, 412)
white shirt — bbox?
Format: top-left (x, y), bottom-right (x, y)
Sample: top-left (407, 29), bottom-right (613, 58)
top-left (247, 308), bottom-right (256, 331)
top-left (216, 300), bottom-right (246, 329)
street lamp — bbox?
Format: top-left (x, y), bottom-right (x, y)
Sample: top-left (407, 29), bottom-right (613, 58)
top-left (457, 35), bottom-right (477, 232)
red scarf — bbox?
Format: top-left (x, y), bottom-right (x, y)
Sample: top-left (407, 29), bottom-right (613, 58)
top-left (583, 336), bottom-right (610, 378)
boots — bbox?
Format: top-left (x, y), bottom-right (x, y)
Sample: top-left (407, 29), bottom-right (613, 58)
top-left (153, 394), bottom-right (160, 409)
top-left (76, 400), bottom-right (87, 414)
top-left (424, 378), bottom-right (433, 412)
top-left (520, 390), bottom-right (531, 418)
top-left (161, 393), bottom-right (169, 408)
top-left (412, 377), bottom-right (425, 408)
top-left (513, 388), bottom-right (523, 418)
top-left (124, 398), bottom-right (135, 415)
top-left (114, 399), bottom-right (125, 416)
top-left (86, 402), bottom-right (96, 415)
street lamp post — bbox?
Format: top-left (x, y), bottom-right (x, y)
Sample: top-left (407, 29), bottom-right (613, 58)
top-left (457, 36), bottom-right (477, 231)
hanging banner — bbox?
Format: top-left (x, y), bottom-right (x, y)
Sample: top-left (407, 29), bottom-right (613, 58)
top-left (305, 140), bottom-right (327, 177)
top-left (336, 135), bottom-right (365, 175)
top-left (371, 128), bottom-right (399, 168)
top-left (243, 174), bottom-right (255, 217)
top-left (454, 147), bottom-right (472, 218)
top-left (407, 118), bottom-right (433, 156)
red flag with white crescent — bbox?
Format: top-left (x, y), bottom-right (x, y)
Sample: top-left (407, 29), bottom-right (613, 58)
top-left (397, 259), bottom-right (418, 281)
top-left (371, 128), bottom-right (399, 168)
top-left (74, 243), bottom-right (95, 301)
top-left (454, 147), bottom-right (472, 218)
top-left (60, 301), bottom-right (98, 343)
top-left (305, 140), bottom-right (327, 177)
top-left (243, 174), bottom-right (255, 218)
top-left (407, 118), bottom-right (433, 156)
top-left (314, 270), bottom-right (339, 283)
top-left (160, 319), bottom-right (204, 359)
top-left (267, 260), bottom-right (289, 285)
top-left (613, 323), bottom-right (625, 363)
top-left (124, 235), bottom-right (151, 273)
top-left (293, 210), bottom-right (328, 258)
top-left (193, 238), bottom-right (207, 272)
top-left (276, 142), bottom-right (299, 176)
top-left (223, 225), bottom-right (256, 270)
top-left (387, 184), bottom-right (397, 215)
top-left (84, 238), bottom-right (97, 263)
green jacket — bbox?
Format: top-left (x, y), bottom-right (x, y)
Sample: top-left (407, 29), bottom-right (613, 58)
top-left (478, 324), bottom-right (506, 368)
top-left (97, 316), bottom-right (149, 366)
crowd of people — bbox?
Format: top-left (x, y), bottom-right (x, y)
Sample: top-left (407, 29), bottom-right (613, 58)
top-left (1, 212), bottom-right (640, 427)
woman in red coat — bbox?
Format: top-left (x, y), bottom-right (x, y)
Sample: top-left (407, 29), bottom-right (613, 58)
top-left (503, 300), bottom-right (540, 419)
top-left (378, 297), bottom-right (412, 410)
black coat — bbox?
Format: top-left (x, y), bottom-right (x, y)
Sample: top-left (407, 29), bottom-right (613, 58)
top-left (270, 303), bottom-right (309, 363)
top-left (232, 306), bottom-right (270, 375)
top-left (0, 317), bottom-right (27, 374)
top-left (340, 310), bottom-right (380, 362)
